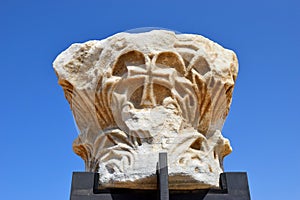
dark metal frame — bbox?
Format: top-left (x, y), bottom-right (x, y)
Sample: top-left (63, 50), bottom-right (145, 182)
top-left (70, 153), bottom-right (250, 200)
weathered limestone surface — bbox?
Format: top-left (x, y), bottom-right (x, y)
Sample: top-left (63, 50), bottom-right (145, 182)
top-left (53, 30), bottom-right (238, 189)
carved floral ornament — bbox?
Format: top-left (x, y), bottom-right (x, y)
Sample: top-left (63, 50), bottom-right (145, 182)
top-left (53, 30), bottom-right (238, 189)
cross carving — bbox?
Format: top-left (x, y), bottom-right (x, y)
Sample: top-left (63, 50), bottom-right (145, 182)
top-left (127, 63), bottom-right (175, 107)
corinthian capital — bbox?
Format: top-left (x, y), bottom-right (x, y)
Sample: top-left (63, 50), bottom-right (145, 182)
top-left (53, 30), bottom-right (238, 189)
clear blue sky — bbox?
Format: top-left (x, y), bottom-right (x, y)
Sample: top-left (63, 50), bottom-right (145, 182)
top-left (0, 0), bottom-right (299, 199)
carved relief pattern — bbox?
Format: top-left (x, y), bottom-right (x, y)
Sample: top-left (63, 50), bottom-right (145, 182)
top-left (53, 30), bottom-right (238, 189)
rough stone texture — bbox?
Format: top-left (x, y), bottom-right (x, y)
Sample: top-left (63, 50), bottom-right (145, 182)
top-left (53, 30), bottom-right (238, 189)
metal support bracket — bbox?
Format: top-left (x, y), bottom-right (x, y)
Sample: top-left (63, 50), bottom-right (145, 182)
top-left (157, 152), bottom-right (169, 200)
top-left (70, 153), bottom-right (250, 200)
